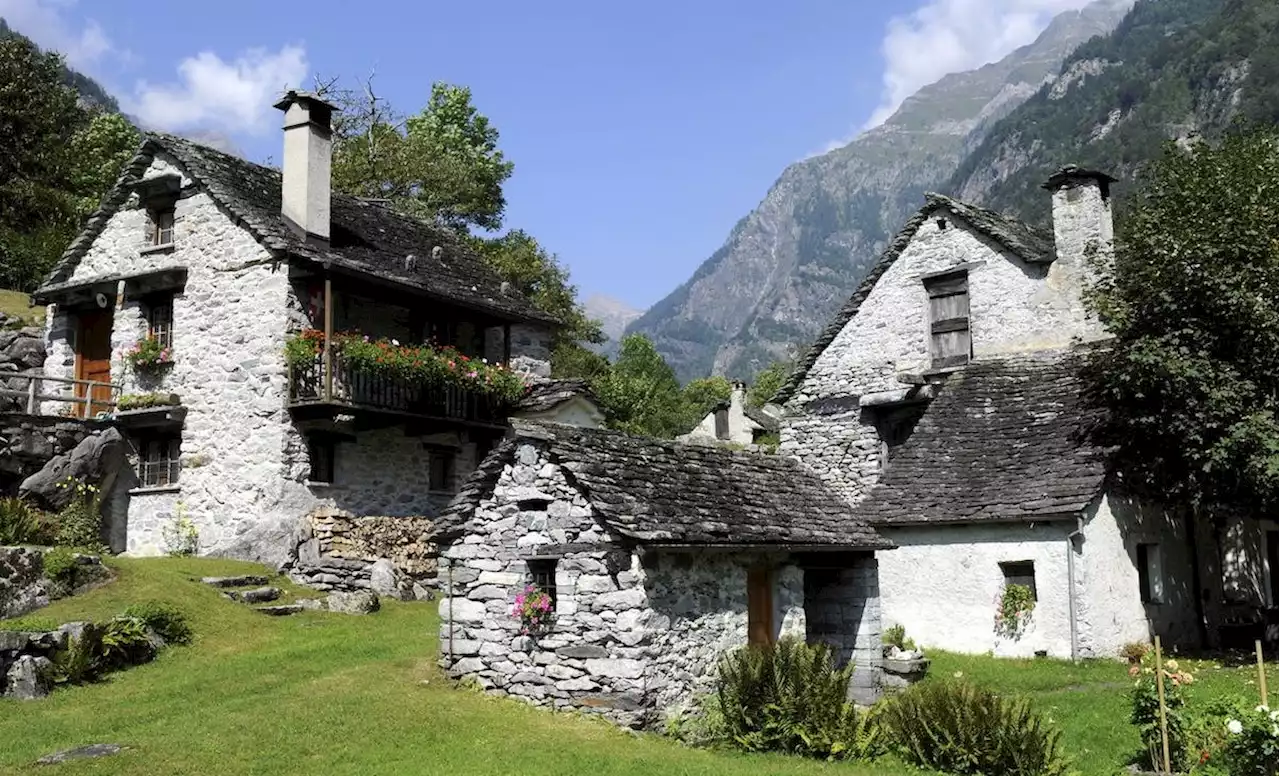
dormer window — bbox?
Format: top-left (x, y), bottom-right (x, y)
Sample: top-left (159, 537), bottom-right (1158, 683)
top-left (924, 271), bottom-right (970, 369)
top-left (151, 207), bottom-right (175, 246)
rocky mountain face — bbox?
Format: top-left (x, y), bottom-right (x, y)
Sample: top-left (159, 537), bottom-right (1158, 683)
top-left (0, 18), bottom-right (120, 113)
top-left (582, 294), bottom-right (644, 356)
top-left (948, 0), bottom-right (1278, 224)
top-left (626, 0), bottom-right (1134, 383)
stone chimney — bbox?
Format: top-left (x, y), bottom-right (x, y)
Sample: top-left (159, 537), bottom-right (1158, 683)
top-left (274, 90), bottom-right (338, 244)
top-left (1041, 165), bottom-right (1117, 269)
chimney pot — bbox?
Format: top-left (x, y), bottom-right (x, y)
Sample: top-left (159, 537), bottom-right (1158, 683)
top-left (275, 90), bottom-right (339, 245)
top-left (1043, 163), bottom-right (1117, 269)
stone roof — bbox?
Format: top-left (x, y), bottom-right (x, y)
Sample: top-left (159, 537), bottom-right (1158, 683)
top-left (436, 421), bottom-right (890, 549)
top-left (35, 134), bottom-right (555, 325)
top-left (515, 378), bottom-right (599, 413)
top-left (857, 349), bottom-right (1108, 525)
top-left (773, 193), bottom-right (1055, 405)
top-left (743, 404), bottom-right (779, 432)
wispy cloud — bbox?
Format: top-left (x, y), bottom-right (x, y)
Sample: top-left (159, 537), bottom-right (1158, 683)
top-left (864, 0), bottom-right (1093, 130)
top-left (124, 45), bottom-right (308, 136)
top-left (0, 0), bottom-right (123, 71)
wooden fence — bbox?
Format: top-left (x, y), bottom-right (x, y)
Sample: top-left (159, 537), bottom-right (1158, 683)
top-left (0, 372), bottom-right (121, 419)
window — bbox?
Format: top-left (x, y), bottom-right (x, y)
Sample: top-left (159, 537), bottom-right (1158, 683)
top-left (925, 271), bottom-right (970, 368)
top-left (428, 447), bottom-right (455, 492)
top-left (528, 558), bottom-right (557, 609)
top-left (1000, 561), bottom-right (1037, 600)
top-left (151, 207), bottom-right (175, 246)
top-left (146, 294), bottom-right (174, 349)
top-left (714, 407), bottom-right (730, 440)
top-left (138, 433), bottom-right (181, 488)
top-left (1137, 543), bottom-right (1164, 604)
top-left (873, 404), bottom-right (926, 471)
top-left (308, 437), bottom-right (335, 484)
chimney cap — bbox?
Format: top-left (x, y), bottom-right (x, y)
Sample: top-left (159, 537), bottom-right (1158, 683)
top-left (273, 89), bottom-right (340, 114)
top-left (1041, 165), bottom-right (1117, 191)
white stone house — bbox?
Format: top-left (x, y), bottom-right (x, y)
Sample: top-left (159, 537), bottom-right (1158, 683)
top-left (29, 91), bottom-right (599, 562)
top-left (677, 381), bottom-right (778, 447)
top-left (771, 168), bottom-right (1278, 658)
top-left (433, 420), bottom-right (891, 726)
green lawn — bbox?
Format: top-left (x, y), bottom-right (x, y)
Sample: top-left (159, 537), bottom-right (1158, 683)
top-left (0, 558), bottom-right (1274, 776)
top-left (0, 289), bottom-right (43, 327)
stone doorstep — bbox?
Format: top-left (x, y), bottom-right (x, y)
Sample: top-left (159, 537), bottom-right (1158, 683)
top-left (200, 575), bottom-right (269, 588)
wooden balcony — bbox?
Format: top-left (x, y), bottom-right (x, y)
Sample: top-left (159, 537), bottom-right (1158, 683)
top-left (287, 352), bottom-right (507, 429)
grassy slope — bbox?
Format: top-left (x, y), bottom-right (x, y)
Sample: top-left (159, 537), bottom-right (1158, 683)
top-left (0, 289), bottom-right (44, 327)
top-left (0, 559), bottom-right (911, 776)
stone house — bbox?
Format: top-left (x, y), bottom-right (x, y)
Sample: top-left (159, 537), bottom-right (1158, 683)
top-left (27, 91), bottom-right (599, 567)
top-left (771, 167), bottom-right (1278, 658)
top-left (677, 381), bottom-right (778, 447)
top-left (433, 419), bottom-right (890, 726)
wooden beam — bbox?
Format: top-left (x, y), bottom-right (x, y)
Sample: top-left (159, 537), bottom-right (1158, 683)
top-left (323, 273), bottom-right (333, 403)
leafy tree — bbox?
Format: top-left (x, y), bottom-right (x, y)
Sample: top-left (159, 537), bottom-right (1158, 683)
top-left (66, 112), bottom-right (141, 211)
top-left (327, 78), bottom-right (512, 231)
top-left (747, 361), bottom-right (791, 408)
top-left (1084, 131), bottom-right (1278, 515)
top-left (587, 334), bottom-right (689, 438)
top-left (680, 376), bottom-right (733, 430)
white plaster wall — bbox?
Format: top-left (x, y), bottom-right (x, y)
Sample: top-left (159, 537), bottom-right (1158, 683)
top-left (1078, 493), bottom-right (1200, 656)
top-left (878, 521), bottom-right (1076, 658)
top-left (781, 213), bottom-right (1107, 503)
top-left (513, 397), bottom-right (604, 429)
top-left (679, 387), bottom-right (761, 445)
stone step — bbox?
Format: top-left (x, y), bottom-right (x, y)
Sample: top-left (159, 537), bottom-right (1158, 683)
top-left (201, 575), bottom-right (269, 589)
top-left (222, 587), bottom-right (282, 604)
top-left (254, 605), bottom-right (304, 616)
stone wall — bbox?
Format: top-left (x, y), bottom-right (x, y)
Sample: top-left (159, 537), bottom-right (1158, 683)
top-left (0, 547), bottom-right (48, 619)
top-left (802, 556), bottom-right (881, 704)
top-left (0, 415), bottom-right (107, 497)
top-left (438, 439), bottom-right (883, 727)
top-left (0, 321), bottom-right (45, 415)
top-left (780, 213), bottom-right (1106, 504)
top-left (508, 323), bottom-right (552, 378)
top-left (284, 508), bottom-right (437, 599)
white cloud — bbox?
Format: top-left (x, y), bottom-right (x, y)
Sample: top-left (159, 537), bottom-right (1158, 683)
top-left (125, 45), bottom-right (308, 136)
top-left (0, 0), bottom-right (121, 70)
top-left (863, 0), bottom-right (1094, 130)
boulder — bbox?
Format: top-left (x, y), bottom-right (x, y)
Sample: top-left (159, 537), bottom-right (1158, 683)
top-left (4, 654), bottom-right (52, 700)
top-left (369, 559), bottom-right (406, 600)
top-left (3, 335), bottom-right (45, 369)
top-left (201, 575), bottom-right (269, 588)
top-left (237, 587), bottom-right (282, 604)
top-left (326, 590), bottom-right (380, 615)
top-left (20, 427), bottom-right (126, 512)
top-left (0, 547), bottom-right (50, 619)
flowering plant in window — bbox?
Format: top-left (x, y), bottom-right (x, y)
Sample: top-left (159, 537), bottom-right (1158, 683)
top-left (511, 584), bottom-right (554, 635)
top-left (284, 329), bottom-right (526, 404)
top-left (993, 584), bottom-right (1035, 639)
top-left (126, 335), bottom-right (173, 370)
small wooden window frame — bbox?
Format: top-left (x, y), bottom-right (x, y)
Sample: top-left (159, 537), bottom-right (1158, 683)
top-left (145, 293), bottom-right (175, 350)
top-left (427, 446), bottom-right (455, 493)
top-left (925, 271), bottom-right (971, 369)
top-left (150, 206), bottom-right (175, 247)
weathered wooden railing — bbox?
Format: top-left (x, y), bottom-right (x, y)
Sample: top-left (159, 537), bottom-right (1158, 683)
top-left (287, 351), bottom-right (502, 424)
top-left (0, 372), bottom-right (121, 419)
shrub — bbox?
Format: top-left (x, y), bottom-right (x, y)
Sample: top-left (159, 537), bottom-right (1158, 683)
top-left (715, 635), bottom-right (872, 760)
top-left (123, 601), bottom-right (192, 645)
top-left (1129, 653), bottom-right (1196, 770)
top-left (880, 679), bottom-right (1070, 776)
top-left (98, 616), bottom-right (155, 669)
top-left (42, 545), bottom-right (83, 594)
top-left (0, 496), bottom-right (55, 545)
top-left (52, 478), bottom-right (103, 549)
top-left (49, 629), bottom-right (103, 685)
top-left (1121, 641), bottom-right (1151, 664)
top-left (1222, 704), bottom-right (1279, 776)
top-left (883, 623), bottom-right (917, 652)
top-left (160, 502), bottom-right (198, 556)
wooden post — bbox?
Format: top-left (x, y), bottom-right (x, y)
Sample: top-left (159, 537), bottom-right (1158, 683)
top-left (323, 273), bottom-right (333, 403)
top-left (1155, 636), bottom-right (1172, 775)
top-left (25, 376), bottom-right (37, 414)
top-left (1256, 640), bottom-right (1269, 707)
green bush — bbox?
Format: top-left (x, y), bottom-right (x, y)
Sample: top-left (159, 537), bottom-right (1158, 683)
top-left (99, 616), bottom-right (155, 669)
top-left (1222, 703), bottom-right (1279, 776)
top-left (1129, 654), bottom-right (1195, 770)
top-left (0, 496), bottom-right (54, 545)
top-left (714, 635), bottom-right (875, 760)
top-left (883, 624), bottom-right (917, 652)
top-left (124, 601), bottom-right (192, 645)
top-left (49, 628), bottom-right (103, 685)
top-left (53, 478), bottom-right (103, 549)
top-left (880, 679), bottom-right (1070, 776)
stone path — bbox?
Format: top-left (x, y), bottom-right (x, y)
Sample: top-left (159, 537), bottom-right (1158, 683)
top-left (200, 577), bottom-right (378, 616)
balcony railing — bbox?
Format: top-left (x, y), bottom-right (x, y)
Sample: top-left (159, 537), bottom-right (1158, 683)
top-left (0, 373), bottom-right (121, 419)
top-left (287, 351), bottom-right (504, 425)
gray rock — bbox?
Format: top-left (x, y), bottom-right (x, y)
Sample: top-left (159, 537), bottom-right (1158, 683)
top-left (294, 598), bottom-right (326, 611)
top-left (411, 582), bottom-right (435, 601)
top-left (4, 336), bottom-right (45, 369)
top-left (201, 575), bottom-right (269, 588)
top-left (326, 590), bottom-right (379, 615)
top-left (238, 587), bottom-right (282, 604)
top-left (368, 559), bottom-right (404, 600)
top-left (0, 547), bottom-right (50, 619)
top-left (556, 644), bottom-right (609, 659)
top-left (20, 427), bottom-right (126, 512)
top-left (35, 743), bottom-right (125, 765)
top-left (5, 655), bottom-right (51, 699)
top-left (254, 605), bottom-right (304, 616)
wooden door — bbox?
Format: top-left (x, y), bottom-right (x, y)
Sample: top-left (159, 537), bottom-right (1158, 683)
top-left (747, 567), bottom-right (775, 647)
top-left (75, 310), bottom-right (114, 417)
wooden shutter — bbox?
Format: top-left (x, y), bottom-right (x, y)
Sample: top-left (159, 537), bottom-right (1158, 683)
top-left (926, 272), bottom-right (970, 368)
top-left (747, 568), bottom-right (774, 646)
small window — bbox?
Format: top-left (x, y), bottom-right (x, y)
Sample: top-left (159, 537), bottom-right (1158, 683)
top-left (428, 447), bottom-right (455, 492)
top-left (528, 558), bottom-right (557, 609)
top-left (151, 207), bottom-right (175, 246)
top-left (1136, 543), bottom-right (1164, 604)
top-left (1000, 561), bottom-right (1037, 601)
top-left (138, 433), bottom-right (181, 487)
top-left (308, 437), bottom-right (335, 484)
top-left (146, 294), bottom-right (174, 350)
top-left (925, 271), bottom-right (970, 368)
top-left (714, 407), bottom-right (730, 440)
top-left (874, 404), bottom-right (926, 471)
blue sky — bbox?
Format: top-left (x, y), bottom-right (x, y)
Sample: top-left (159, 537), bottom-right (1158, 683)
top-left (1, 0), bottom-right (1091, 311)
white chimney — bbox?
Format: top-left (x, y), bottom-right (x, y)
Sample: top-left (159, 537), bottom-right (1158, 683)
top-left (1042, 165), bottom-right (1117, 269)
top-left (274, 90), bottom-right (337, 244)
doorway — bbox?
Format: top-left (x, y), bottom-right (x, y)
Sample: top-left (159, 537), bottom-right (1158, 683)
top-left (75, 309), bottom-right (114, 416)
top-left (747, 567), bottom-right (775, 647)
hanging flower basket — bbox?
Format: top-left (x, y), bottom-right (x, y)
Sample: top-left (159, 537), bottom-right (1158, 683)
top-left (126, 336), bottom-right (174, 371)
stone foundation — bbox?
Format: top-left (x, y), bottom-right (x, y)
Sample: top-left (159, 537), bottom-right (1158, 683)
top-left (0, 547), bottom-right (49, 619)
top-left (284, 508), bottom-right (436, 599)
